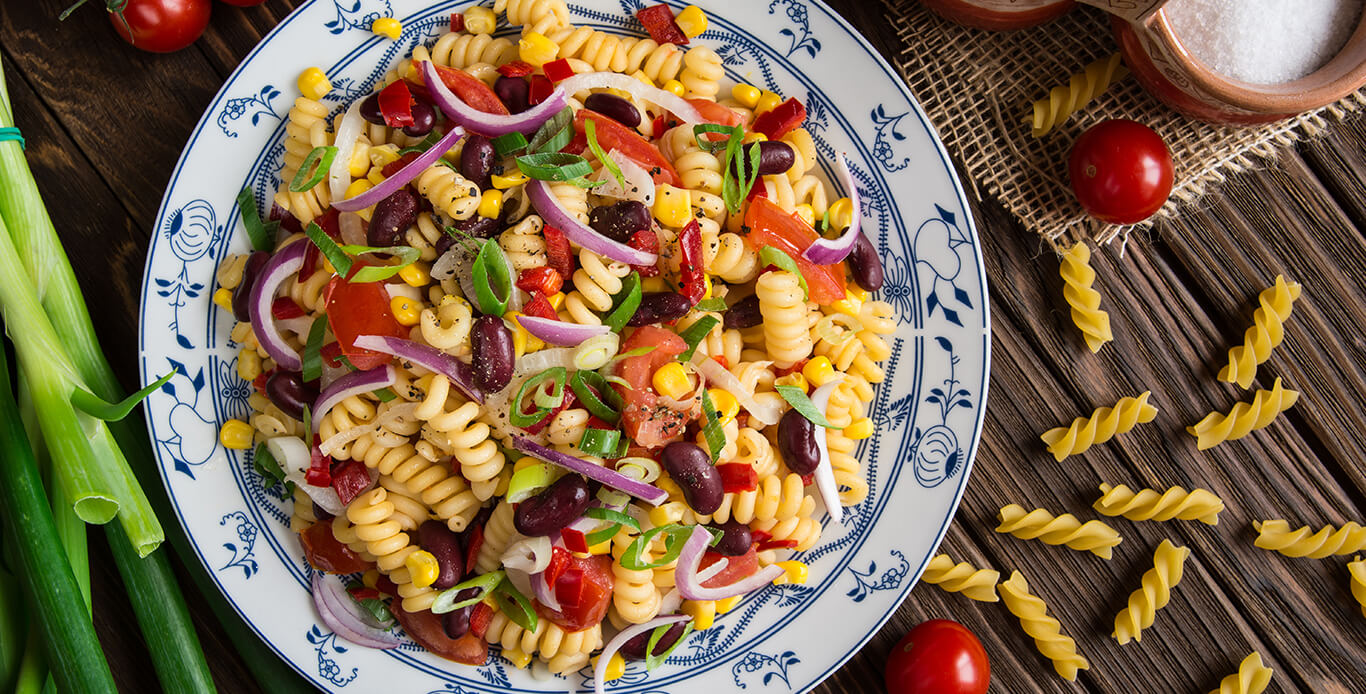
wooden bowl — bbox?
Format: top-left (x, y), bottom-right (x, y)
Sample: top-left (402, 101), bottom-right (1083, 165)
top-left (919, 0), bottom-right (1076, 31)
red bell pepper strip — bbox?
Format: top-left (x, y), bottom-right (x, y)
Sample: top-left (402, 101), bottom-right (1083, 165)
top-left (519, 383), bottom-right (577, 436)
top-left (573, 110), bottom-right (680, 186)
top-left (521, 292), bottom-right (558, 321)
top-left (542, 58), bottom-right (575, 84)
top-left (677, 219), bottom-right (706, 305)
top-left (378, 79), bottom-right (416, 129)
top-left (381, 151), bottom-right (421, 177)
top-left (542, 225), bottom-right (575, 280)
top-left (320, 342), bottom-right (345, 369)
top-left (627, 230), bottom-right (660, 278)
top-left (516, 266), bottom-right (563, 296)
top-left (306, 435), bottom-right (331, 487)
top-left (331, 459), bottom-right (372, 506)
top-left (271, 296), bottom-right (305, 320)
top-left (528, 74), bottom-right (554, 106)
top-left (751, 98), bottom-right (807, 140)
top-left (463, 523), bottom-right (483, 576)
top-left (469, 602), bottom-right (493, 639)
top-left (252, 369), bottom-right (271, 394)
top-left (757, 538), bottom-right (799, 551)
top-left (449, 12), bottom-right (465, 33)
top-left (637, 4), bottom-right (689, 45)
top-left (429, 63), bottom-right (511, 115)
top-left (716, 463), bottom-right (758, 493)
top-left (497, 61), bottom-right (534, 78)
top-left (347, 586), bottom-right (382, 602)
top-left (299, 208), bottom-right (340, 278)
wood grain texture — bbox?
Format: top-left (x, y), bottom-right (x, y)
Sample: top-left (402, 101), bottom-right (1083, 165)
top-left (2, 0), bottom-right (1365, 692)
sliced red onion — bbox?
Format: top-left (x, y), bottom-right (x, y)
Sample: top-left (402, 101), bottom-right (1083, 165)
top-left (311, 572), bottom-right (401, 649)
top-left (247, 240), bottom-right (307, 372)
top-left (270, 436), bottom-right (347, 516)
top-left (696, 556), bottom-right (729, 583)
top-left (421, 60), bottom-right (567, 136)
top-left (516, 315), bottom-right (610, 346)
top-left (311, 364), bottom-right (397, 433)
top-left (593, 614), bottom-right (693, 694)
top-left (330, 102), bottom-right (365, 203)
top-left (692, 354), bottom-right (783, 427)
top-left (657, 587), bottom-right (682, 616)
top-left (338, 210), bottom-right (367, 246)
top-left (512, 436), bottom-right (668, 505)
top-left (676, 526), bottom-right (785, 601)
top-left (504, 566), bottom-right (534, 601)
top-left (527, 180), bottom-right (657, 266)
top-left (557, 72), bottom-right (705, 125)
top-left (501, 535), bottom-right (552, 574)
top-left (532, 570), bottom-right (560, 612)
top-left (808, 379), bottom-right (844, 524)
top-left (592, 149), bottom-right (655, 206)
top-left (331, 122), bottom-right (465, 212)
top-left (352, 335), bottom-right (483, 404)
top-left (802, 153), bottom-right (864, 265)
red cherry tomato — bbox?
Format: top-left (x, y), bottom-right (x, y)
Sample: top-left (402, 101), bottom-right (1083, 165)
top-left (534, 554), bottom-right (614, 632)
top-left (298, 523), bottom-right (373, 575)
top-left (323, 274), bottom-right (408, 371)
top-left (885, 620), bottom-right (989, 694)
top-left (109, 0), bottom-right (211, 53)
top-left (1067, 119), bottom-right (1174, 224)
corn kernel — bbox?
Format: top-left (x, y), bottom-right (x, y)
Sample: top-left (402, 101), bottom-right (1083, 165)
top-left (297, 67), bottom-right (333, 100)
top-left (630, 70), bottom-right (655, 87)
top-left (348, 144), bottom-right (371, 177)
top-left (369, 144), bottom-right (401, 168)
top-left (464, 6), bottom-right (496, 34)
top-left (236, 349), bottom-right (262, 382)
top-left (731, 83), bottom-right (761, 109)
top-left (518, 32), bottom-right (559, 67)
top-left (398, 262), bottom-right (431, 288)
top-left (362, 569), bottom-right (381, 589)
top-left (845, 417), bottom-right (874, 440)
top-left (707, 388), bottom-right (739, 423)
top-left (828, 197), bottom-right (854, 230)
top-left (648, 503), bottom-right (684, 528)
top-left (591, 652), bottom-right (627, 682)
top-left (800, 357), bottom-right (836, 388)
top-left (390, 296), bottom-right (421, 326)
top-left (642, 275), bottom-right (667, 293)
top-left (512, 456), bottom-right (541, 472)
top-left (653, 185), bottom-right (692, 228)
top-left (371, 17), bottom-right (402, 40)
top-left (715, 594), bottom-right (742, 614)
top-left (346, 179), bottom-right (375, 220)
top-left (847, 286), bottom-right (870, 302)
top-left (774, 372), bottom-right (807, 392)
top-left (546, 291), bottom-right (566, 310)
top-left (755, 90), bottom-right (783, 115)
top-left (661, 79), bottom-right (686, 97)
top-left (477, 189), bottom-right (504, 219)
top-left (587, 537), bottom-right (612, 555)
top-left (219, 419), bottom-right (254, 450)
top-left (772, 560), bottom-right (809, 586)
top-left (675, 5), bottom-right (708, 37)
top-left (741, 131), bottom-right (767, 145)
top-left (683, 599), bottom-right (717, 630)
top-left (831, 297), bottom-right (862, 318)
top-left (506, 312), bottom-right (545, 359)
top-left (367, 166), bottom-right (387, 186)
top-left (503, 648), bottom-right (533, 669)
top-left (652, 362), bottom-right (694, 400)
top-left (793, 204), bottom-right (816, 228)
top-left (405, 550), bottom-right (440, 589)
top-left (212, 287), bottom-right (234, 312)
top-left (701, 273), bottom-right (713, 299)
top-left (491, 171), bottom-right (529, 189)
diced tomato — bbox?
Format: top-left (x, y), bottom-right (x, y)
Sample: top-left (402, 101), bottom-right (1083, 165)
top-left (271, 297), bottom-right (305, 320)
top-left (574, 110), bottom-right (680, 186)
top-left (299, 522), bottom-right (373, 575)
top-left (252, 369), bottom-right (271, 394)
top-left (519, 382), bottom-right (576, 436)
top-left (636, 4), bottom-right (689, 45)
top-left (677, 219), bottom-right (706, 305)
top-left (743, 197), bottom-right (847, 304)
top-left (463, 523), bottom-right (483, 576)
top-left (613, 326), bottom-right (697, 448)
top-left (394, 604), bottom-right (489, 665)
top-left (774, 359), bottom-right (807, 378)
top-left (377, 79), bottom-right (416, 128)
top-left (746, 181), bottom-right (768, 202)
top-left (449, 12), bottom-right (464, 33)
top-left (428, 64), bottom-right (510, 116)
top-left (320, 342), bottom-right (345, 369)
top-left (716, 463), bottom-right (758, 493)
top-left (542, 225), bottom-right (574, 280)
top-left (528, 74), bottom-right (553, 106)
top-left (711, 354), bottom-right (729, 369)
top-left (521, 292), bottom-right (558, 321)
top-left (306, 439), bottom-right (330, 487)
top-left (324, 276), bottom-right (408, 371)
top-left (469, 601), bottom-right (494, 639)
top-left (542, 58), bottom-right (575, 84)
top-left (496, 60), bottom-right (534, 78)
top-left (627, 230), bottom-right (660, 277)
top-left (545, 547), bottom-right (572, 586)
top-left (535, 554), bottom-right (614, 632)
top-left (516, 266), bottom-right (563, 296)
top-left (330, 459), bottom-right (372, 506)
top-left (699, 548), bottom-right (758, 588)
top-left (382, 151), bottom-right (421, 177)
top-left (751, 98), bottom-right (807, 140)
top-left (686, 98), bottom-right (743, 127)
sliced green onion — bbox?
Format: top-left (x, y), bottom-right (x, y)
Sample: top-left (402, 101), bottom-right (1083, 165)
top-left (603, 272), bottom-right (642, 333)
top-left (574, 333), bottom-right (620, 371)
top-left (515, 152), bottom-right (594, 182)
top-left (692, 124), bottom-right (737, 154)
top-left (699, 389), bottom-right (727, 462)
top-left (353, 596), bottom-right (393, 625)
top-left (493, 578), bottom-right (537, 632)
top-left (336, 244), bottom-right (422, 283)
top-left (301, 315), bottom-right (327, 383)
top-left (289, 146), bottom-right (338, 192)
top-left (68, 368), bottom-right (175, 422)
top-left (586, 507), bottom-right (639, 531)
top-left (470, 239), bottom-right (513, 315)
top-left (569, 370), bottom-right (622, 425)
top-left (507, 463), bottom-right (557, 503)
top-left (236, 187), bottom-right (277, 252)
top-left (301, 404), bottom-right (312, 452)
top-left (694, 297), bottom-right (727, 312)
top-left (814, 313), bottom-right (862, 346)
top-left (775, 384), bottom-right (836, 428)
top-left (676, 315), bottom-right (720, 363)
top-left (491, 131), bottom-right (528, 156)
top-left (613, 456), bottom-right (660, 484)
top-left (645, 621), bottom-right (694, 670)
top-left (584, 118), bottom-right (625, 188)
top-left (372, 387), bottom-right (396, 402)
top-left (510, 367), bottom-right (566, 427)
top-left (760, 246), bottom-right (808, 300)
top-left (532, 371), bottom-right (567, 409)
top-left (585, 522), bottom-right (622, 547)
top-left (251, 441), bottom-right (290, 491)
top-left (577, 427), bottom-right (621, 458)
top-left (621, 524), bottom-right (695, 571)
top-left (528, 106), bottom-right (574, 154)
top-left (713, 125), bottom-right (748, 215)
top-left (432, 570), bottom-right (505, 614)
top-left (818, 207), bottom-right (832, 234)
top-left (305, 222), bottom-right (353, 277)
top-left (597, 487), bottom-right (630, 508)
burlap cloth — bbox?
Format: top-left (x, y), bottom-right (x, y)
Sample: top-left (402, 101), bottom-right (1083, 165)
top-left (881, 0), bottom-right (1366, 249)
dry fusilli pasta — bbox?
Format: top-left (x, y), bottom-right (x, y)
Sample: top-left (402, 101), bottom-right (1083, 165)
top-left (1112, 539), bottom-right (1190, 644)
top-left (1187, 377), bottom-right (1298, 451)
top-left (1058, 242), bottom-right (1112, 353)
top-left (1040, 391), bottom-right (1157, 461)
top-left (999, 571), bottom-right (1089, 681)
top-left (1218, 275), bottom-right (1302, 389)
top-left (995, 504), bottom-right (1122, 559)
top-left (1252, 519), bottom-right (1366, 558)
top-left (1094, 483), bottom-right (1224, 525)
top-left (1208, 652), bottom-right (1273, 694)
top-left (920, 553), bottom-right (999, 602)
top-left (1030, 53), bottom-right (1128, 137)
top-left (1349, 556), bottom-right (1366, 619)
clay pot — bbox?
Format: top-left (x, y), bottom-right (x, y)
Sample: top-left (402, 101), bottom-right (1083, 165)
top-left (919, 0), bottom-right (1076, 31)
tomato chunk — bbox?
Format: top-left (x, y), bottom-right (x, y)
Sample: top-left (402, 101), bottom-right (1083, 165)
top-left (613, 326), bottom-right (696, 448)
top-left (324, 277), bottom-right (409, 371)
top-left (636, 4), bottom-right (689, 45)
top-left (751, 98), bottom-right (806, 140)
top-left (428, 63), bottom-right (510, 116)
top-left (686, 98), bottom-right (744, 127)
top-left (299, 523), bottom-right (373, 575)
top-left (743, 197), bottom-right (847, 304)
top-left (394, 604), bottom-right (489, 665)
top-left (699, 548), bottom-right (758, 588)
top-left (574, 110), bottom-right (680, 186)
top-left (535, 554), bottom-right (614, 632)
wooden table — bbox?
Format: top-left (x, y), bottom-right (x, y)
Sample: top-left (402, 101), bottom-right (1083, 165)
top-left (4, 0), bottom-right (1365, 691)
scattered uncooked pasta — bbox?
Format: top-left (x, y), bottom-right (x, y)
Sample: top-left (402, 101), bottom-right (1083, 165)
top-left (1208, 652), bottom-right (1273, 694)
top-left (999, 570), bottom-right (1090, 681)
top-left (920, 553), bottom-right (1000, 602)
top-left (995, 504), bottom-right (1123, 559)
top-left (1093, 483), bottom-right (1224, 526)
top-left (1112, 539), bottom-right (1190, 645)
top-left (1218, 275), bottom-right (1302, 389)
top-left (1349, 556), bottom-right (1366, 618)
top-left (1040, 391), bottom-right (1157, 461)
top-left (1058, 242), bottom-right (1113, 353)
top-left (1187, 378), bottom-right (1298, 451)
top-left (1252, 519), bottom-right (1366, 559)
top-left (1030, 53), bottom-right (1129, 137)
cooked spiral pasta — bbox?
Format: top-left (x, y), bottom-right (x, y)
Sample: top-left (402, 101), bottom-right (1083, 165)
top-left (995, 504), bottom-right (1123, 559)
top-left (419, 294), bottom-right (474, 353)
top-left (679, 45), bottom-right (723, 100)
top-left (825, 428), bottom-right (868, 506)
top-left (999, 571), bottom-right (1089, 681)
top-left (417, 164), bottom-right (481, 221)
top-left (547, 27), bottom-right (685, 84)
top-left (609, 527), bottom-right (662, 625)
top-left (733, 426), bottom-right (779, 479)
top-left (1040, 391), bottom-right (1157, 461)
top-left (921, 553), bottom-right (1000, 602)
top-left (1059, 242), bottom-right (1112, 353)
top-left (708, 232), bottom-right (760, 283)
top-left (548, 179), bottom-right (590, 225)
top-left (756, 270), bottom-right (814, 369)
top-left (1348, 556), bottom-right (1366, 618)
top-left (1187, 377), bottom-right (1298, 451)
top-left (564, 249), bottom-right (630, 324)
top-left (274, 97), bottom-right (333, 223)
top-left (499, 214), bottom-right (548, 271)
top-left (780, 127), bottom-right (818, 181)
top-left (497, 0), bottom-right (571, 35)
top-left (1112, 539), bottom-right (1190, 644)
top-left (1094, 483), bottom-right (1224, 525)
top-left (1030, 53), bottom-right (1128, 137)
top-left (346, 488), bottom-right (416, 573)
top-left (1208, 652), bottom-right (1273, 694)
top-left (419, 395), bottom-right (506, 501)
top-left (430, 31), bottom-right (518, 69)
top-left (484, 609), bottom-right (602, 674)
top-left (1252, 519), bottom-right (1366, 559)
top-left (405, 212), bottom-right (447, 262)
top-left (285, 267), bottom-right (333, 313)
top-left (365, 439), bottom-right (482, 532)
top-left (289, 487), bottom-right (318, 532)
top-left (476, 499), bottom-right (518, 574)
top-left (1218, 275), bottom-right (1302, 389)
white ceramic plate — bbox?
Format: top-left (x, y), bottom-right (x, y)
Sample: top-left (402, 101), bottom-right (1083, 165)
top-left (138, 1), bottom-right (989, 691)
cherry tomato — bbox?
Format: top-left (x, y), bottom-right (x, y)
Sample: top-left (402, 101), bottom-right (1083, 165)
top-left (613, 326), bottom-right (696, 448)
top-left (1067, 119), bottom-right (1174, 224)
top-left (535, 553), bottom-right (614, 632)
top-left (109, 0), bottom-right (211, 53)
top-left (743, 197), bottom-right (847, 304)
top-left (298, 523), bottom-right (373, 575)
top-left (393, 604), bottom-right (489, 665)
top-left (323, 274), bottom-right (408, 371)
top-left (885, 619), bottom-right (989, 694)
top-left (572, 110), bottom-right (681, 186)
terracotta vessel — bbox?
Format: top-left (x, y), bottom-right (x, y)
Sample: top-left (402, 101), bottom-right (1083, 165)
top-left (918, 0), bottom-right (1076, 31)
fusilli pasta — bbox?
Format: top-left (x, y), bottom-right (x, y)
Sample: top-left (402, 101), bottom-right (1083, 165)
top-left (1029, 53), bottom-right (1128, 137)
top-left (1040, 391), bottom-right (1157, 461)
top-left (1187, 377), bottom-right (1298, 450)
top-left (1112, 539), bottom-right (1190, 645)
top-left (999, 571), bottom-right (1089, 681)
top-left (1252, 519), bottom-right (1366, 558)
top-left (995, 504), bottom-right (1123, 559)
top-left (1208, 652), bottom-right (1273, 694)
top-left (1058, 242), bottom-right (1112, 353)
top-left (1218, 275), bottom-right (1302, 389)
top-left (1093, 483), bottom-right (1224, 525)
top-left (920, 553), bottom-right (999, 602)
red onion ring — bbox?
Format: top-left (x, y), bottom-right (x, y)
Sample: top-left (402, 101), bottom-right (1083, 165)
top-left (516, 314), bottom-right (610, 346)
top-left (421, 60), bottom-right (568, 136)
top-left (311, 572), bottom-right (401, 649)
top-left (511, 436), bottom-right (668, 505)
top-left (593, 614), bottom-right (693, 694)
top-left (311, 364), bottom-right (397, 433)
top-left (676, 526), bottom-right (785, 601)
top-left (247, 240), bottom-right (307, 372)
top-left (808, 379), bottom-right (844, 524)
top-left (330, 122), bottom-right (466, 212)
top-left (352, 334), bottom-right (484, 403)
top-left (526, 180), bottom-right (657, 266)
top-left (801, 153), bottom-right (865, 265)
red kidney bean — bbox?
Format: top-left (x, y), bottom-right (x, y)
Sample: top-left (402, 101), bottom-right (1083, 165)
top-left (367, 189), bottom-right (419, 247)
top-left (494, 76), bottom-right (530, 114)
top-left (471, 315), bottom-right (514, 392)
top-left (589, 200), bottom-right (651, 243)
top-left (619, 619), bottom-right (687, 660)
top-left (707, 520), bottom-right (752, 557)
top-left (721, 294), bottom-right (761, 329)
top-left (514, 474), bottom-right (591, 537)
top-left (311, 501), bottom-right (334, 523)
top-left (627, 292), bottom-right (693, 327)
top-left (265, 370), bottom-right (315, 420)
top-left (442, 588), bottom-right (480, 639)
top-left (584, 93), bottom-right (641, 128)
top-left (402, 101), bottom-right (437, 137)
top-left (231, 250), bottom-right (270, 322)
top-left (460, 134), bottom-right (497, 190)
top-left (777, 409), bottom-right (819, 475)
top-left (661, 442), bottom-right (723, 515)
top-left (732, 141), bottom-right (796, 179)
top-left (449, 214), bottom-right (500, 240)
top-left (418, 520), bottom-right (465, 590)
top-left (847, 232), bottom-right (883, 292)
top-left (359, 94), bottom-right (384, 125)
